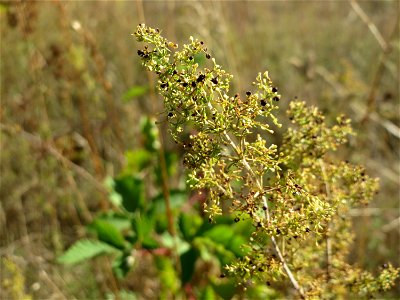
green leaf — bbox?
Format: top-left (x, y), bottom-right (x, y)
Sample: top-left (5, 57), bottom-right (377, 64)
top-left (57, 239), bottom-right (117, 265)
top-left (114, 175), bottom-right (145, 213)
top-left (95, 212), bottom-right (131, 232)
top-left (179, 213), bottom-right (203, 241)
top-left (155, 256), bottom-right (180, 295)
top-left (160, 232), bottom-right (190, 255)
top-left (202, 225), bottom-right (234, 246)
top-left (112, 253), bottom-right (133, 279)
top-left (124, 149), bottom-right (153, 173)
top-left (199, 285), bottom-right (216, 300)
top-left (90, 219), bottom-right (126, 249)
top-left (131, 214), bottom-right (158, 249)
top-left (180, 247), bottom-right (198, 284)
top-left (211, 280), bottom-right (237, 300)
top-left (140, 117), bottom-right (160, 152)
top-left (122, 86), bottom-right (148, 102)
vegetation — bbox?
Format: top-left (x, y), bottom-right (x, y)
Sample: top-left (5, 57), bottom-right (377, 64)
top-left (1, 2), bottom-right (399, 299)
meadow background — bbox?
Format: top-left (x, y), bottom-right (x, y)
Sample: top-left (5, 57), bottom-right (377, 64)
top-left (1, 1), bottom-right (399, 299)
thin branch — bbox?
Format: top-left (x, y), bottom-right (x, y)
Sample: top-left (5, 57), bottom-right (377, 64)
top-left (319, 160), bottom-right (332, 280)
top-left (0, 123), bottom-right (109, 196)
top-left (349, 0), bottom-right (388, 51)
top-left (223, 131), bottom-right (305, 298)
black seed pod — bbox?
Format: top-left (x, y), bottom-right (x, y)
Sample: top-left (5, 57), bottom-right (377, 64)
top-left (197, 74), bottom-right (206, 82)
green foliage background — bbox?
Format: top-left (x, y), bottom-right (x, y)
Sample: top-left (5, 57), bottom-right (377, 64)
top-left (1, 1), bottom-right (399, 299)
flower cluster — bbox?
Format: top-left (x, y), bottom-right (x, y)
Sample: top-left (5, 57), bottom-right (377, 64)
top-left (134, 24), bottom-right (399, 298)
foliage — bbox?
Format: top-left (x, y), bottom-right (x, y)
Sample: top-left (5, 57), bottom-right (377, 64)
top-left (131, 24), bottom-right (399, 298)
top-left (59, 116), bottom-right (269, 298)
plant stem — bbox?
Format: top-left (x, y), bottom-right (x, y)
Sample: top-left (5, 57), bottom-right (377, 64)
top-left (319, 160), bottom-right (332, 280)
top-left (223, 131), bottom-right (305, 298)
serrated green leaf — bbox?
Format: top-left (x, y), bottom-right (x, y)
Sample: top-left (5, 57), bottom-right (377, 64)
top-left (57, 239), bottom-right (117, 265)
top-left (91, 219), bottom-right (126, 249)
top-left (114, 175), bottom-right (145, 213)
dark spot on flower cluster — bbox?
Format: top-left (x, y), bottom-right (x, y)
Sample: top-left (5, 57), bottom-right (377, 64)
top-left (206, 53), bottom-right (211, 59)
top-left (246, 91), bottom-right (252, 96)
top-left (211, 77), bottom-right (218, 85)
top-left (273, 96), bottom-right (280, 101)
top-left (160, 82), bottom-right (168, 89)
top-left (234, 217), bottom-right (240, 223)
top-left (272, 87), bottom-right (278, 93)
top-left (197, 74), bottom-right (206, 83)
top-left (260, 99), bottom-right (267, 106)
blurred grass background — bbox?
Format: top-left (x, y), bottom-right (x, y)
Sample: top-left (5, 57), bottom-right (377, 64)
top-left (0, 1), bottom-right (399, 299)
